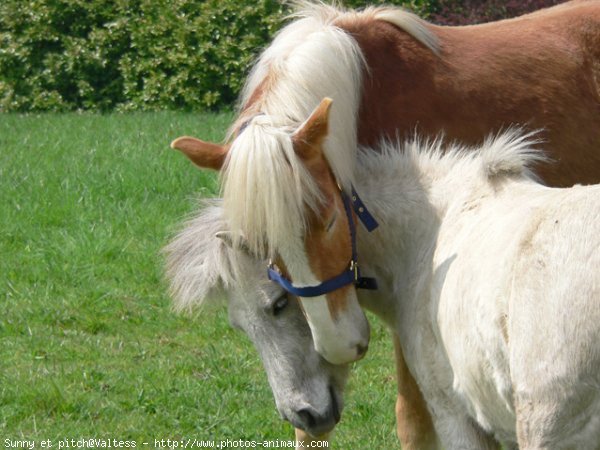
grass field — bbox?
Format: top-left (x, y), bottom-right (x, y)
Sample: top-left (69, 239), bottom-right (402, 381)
top-left (0, 113), bottom-right (398, 448)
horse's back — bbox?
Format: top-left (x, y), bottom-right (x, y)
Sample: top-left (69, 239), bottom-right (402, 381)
top-left (345, 0), bottom-right (600, 187)
top-left (431, 1), bottom-right (600, 186)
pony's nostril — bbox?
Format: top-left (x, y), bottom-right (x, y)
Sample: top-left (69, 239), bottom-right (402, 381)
top-left (297, 408), bottom-right (317, 428)
top-left (292, 401), bottom-right (338, 436)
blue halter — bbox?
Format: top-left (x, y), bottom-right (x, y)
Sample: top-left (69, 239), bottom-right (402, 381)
top-left (267, 186), bottom-right (378, 297)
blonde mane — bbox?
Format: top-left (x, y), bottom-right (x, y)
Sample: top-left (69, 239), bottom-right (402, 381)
top-left (221, 116), bottom-right (323, 258)
top-left (231, 3), bottom-right (365, 190)
top-left (222, 1), bottom-right (438, 258)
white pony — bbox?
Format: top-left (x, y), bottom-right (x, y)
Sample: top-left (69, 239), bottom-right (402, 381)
top-left (351, 132), bottom-right (600, 449)
top-left (171, 118), bottom-right (600, 448)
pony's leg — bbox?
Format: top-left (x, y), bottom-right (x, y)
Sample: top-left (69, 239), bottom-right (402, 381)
top-left (294, 428), bottom-right (328, 450)
top-left (393, 333), bottom-right (438, 450)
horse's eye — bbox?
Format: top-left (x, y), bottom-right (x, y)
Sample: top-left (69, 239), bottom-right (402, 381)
top-left (272, 294), bottom-right (289, 316)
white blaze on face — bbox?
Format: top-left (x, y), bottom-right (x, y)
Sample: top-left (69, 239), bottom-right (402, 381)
top-left (300, 290), bottom-right (370, 365)
top-left (279, 242), bottom-right (370, 365)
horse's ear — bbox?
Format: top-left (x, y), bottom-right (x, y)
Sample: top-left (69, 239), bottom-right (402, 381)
top-left (215, 231), bottom-right (254, 257)
top-left (170, 136), bottom-right (229, 171)
top-left (292, 97), bottom-right (333, 160)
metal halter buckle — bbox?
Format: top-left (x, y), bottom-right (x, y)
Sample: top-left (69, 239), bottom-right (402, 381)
top-left (350, 260), bottom-right (358, 281)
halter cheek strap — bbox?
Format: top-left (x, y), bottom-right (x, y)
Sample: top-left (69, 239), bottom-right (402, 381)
top-left (350, 186), bottom-right (378, 232)
top-left (267, 186), bottom-right (378, 298)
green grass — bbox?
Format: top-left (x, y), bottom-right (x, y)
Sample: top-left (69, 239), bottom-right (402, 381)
top-left (0, 113), bottom-right (397, 448)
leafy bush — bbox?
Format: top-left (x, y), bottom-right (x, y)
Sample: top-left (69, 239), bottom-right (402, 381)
top-left (0, 0), bottom-right (567, 112)
top-left (0, 0), bottom-right (285, 112)
top-left (0, 0), bottom-right (127, 111)
top-left (118, 0), bottom-right (286, 111)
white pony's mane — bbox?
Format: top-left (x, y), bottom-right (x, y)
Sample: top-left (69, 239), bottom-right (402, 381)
top-left (164, 200), bottom-right (238, 312)
top-left (222, 1), bottom-right (438, 257)
top-left (357, 129), bottom-right (546, 191)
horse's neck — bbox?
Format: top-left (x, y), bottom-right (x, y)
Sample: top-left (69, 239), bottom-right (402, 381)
top-left (354, 151), bottom-right (485, 318)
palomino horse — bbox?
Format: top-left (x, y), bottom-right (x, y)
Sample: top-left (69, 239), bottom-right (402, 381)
top-left (171, 0), bottom-right (600, 447)
top-left (172, 103), bottom-right (600, 447)
top-left (164, 201), bottom-right (346, 446)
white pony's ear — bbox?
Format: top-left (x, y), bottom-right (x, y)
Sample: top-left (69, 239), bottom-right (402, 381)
top-left (215, 231), bottom-right (254, 257)
top-left (215, 231), bottom-right (235, 248)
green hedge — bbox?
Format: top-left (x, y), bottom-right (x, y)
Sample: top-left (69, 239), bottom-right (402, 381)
top-left (1, 0), bottom-right (541, 112)
top-left (0, 0), bottom-right (287, 112)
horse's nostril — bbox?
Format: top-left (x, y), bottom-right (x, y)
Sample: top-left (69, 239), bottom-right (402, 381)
top-left (297, 408), bottom-right (317, 428)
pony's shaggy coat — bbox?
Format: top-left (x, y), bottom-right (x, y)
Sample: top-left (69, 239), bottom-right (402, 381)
top-left (354, 134), bottom-right (600, 448)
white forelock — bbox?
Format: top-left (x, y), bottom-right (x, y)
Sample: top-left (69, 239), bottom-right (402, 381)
top-left (221, 116), bottom-right (323, 258)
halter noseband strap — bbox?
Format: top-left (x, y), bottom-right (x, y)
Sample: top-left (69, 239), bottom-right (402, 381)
top-left (267, 186), bottom-right (378, 298)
